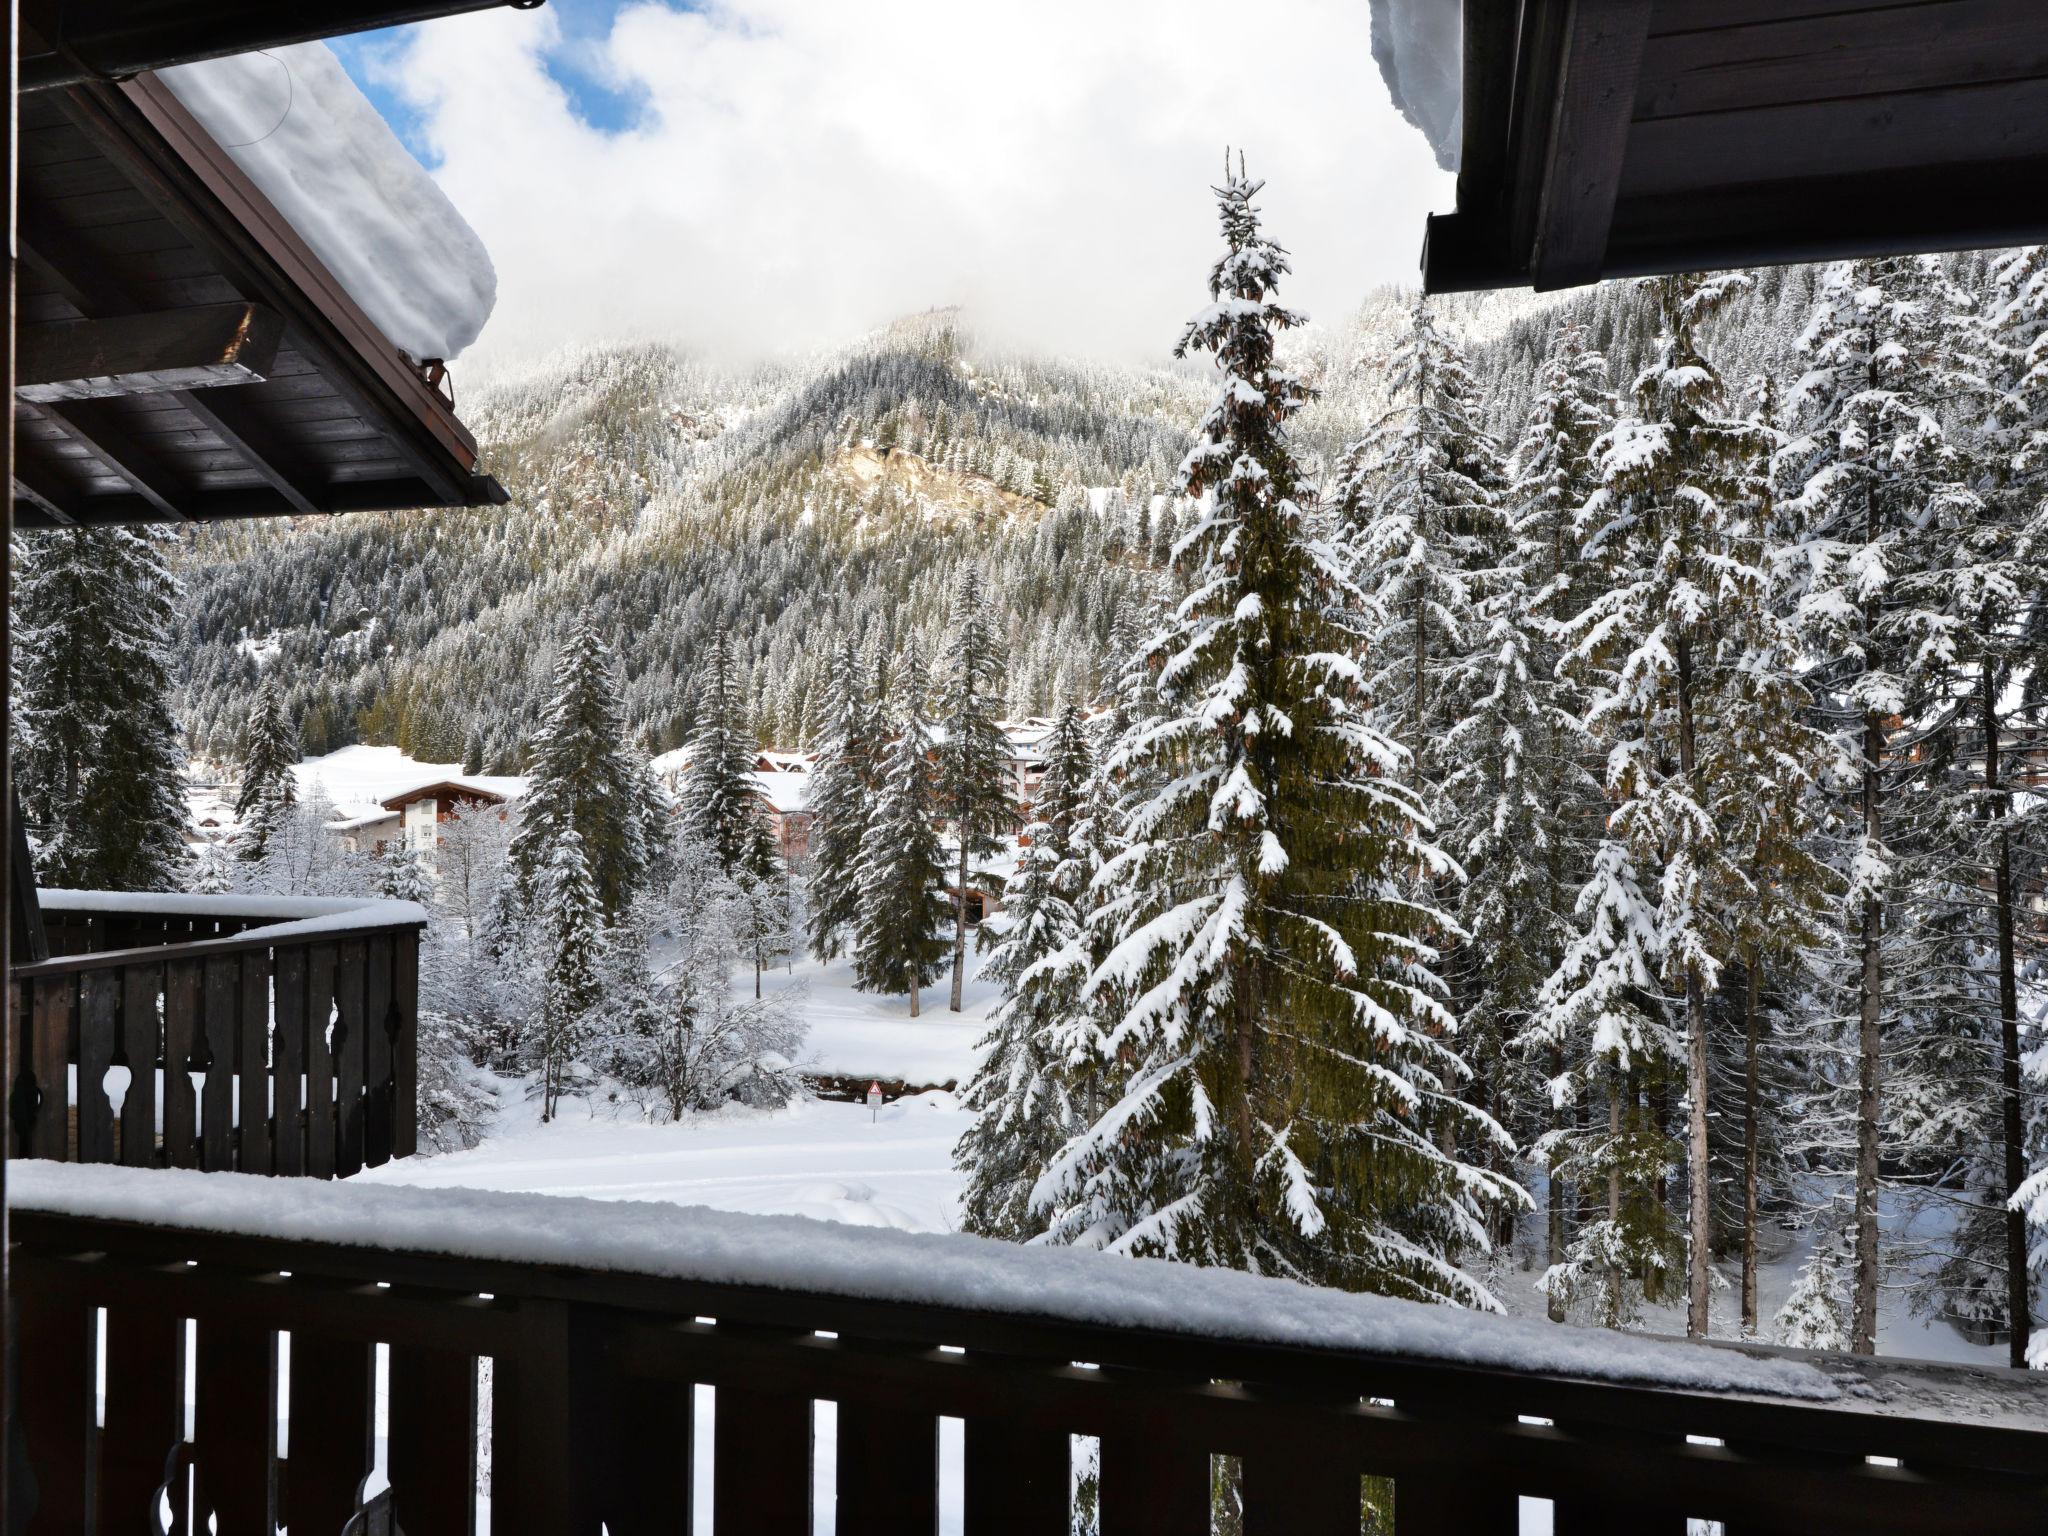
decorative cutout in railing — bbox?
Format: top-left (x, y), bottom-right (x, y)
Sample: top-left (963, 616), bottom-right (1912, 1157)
top-left (7, 892), bottom-right (423, 1175)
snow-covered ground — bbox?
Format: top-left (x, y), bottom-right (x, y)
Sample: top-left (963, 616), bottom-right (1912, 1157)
top-left (778, 951), bottom-right (999, 1086)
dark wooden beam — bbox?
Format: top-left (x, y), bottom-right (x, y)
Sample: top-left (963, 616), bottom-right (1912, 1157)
top-left (17, 301), bottom-right (282, 403)
top-left (18, 227), bottom-right (324, 514)
top-left (1530, 0), bottom-right (1653, 292)
top-left (17, 397), bottom-right (189, 521)
top-left (10, 454), bottom-right (83, 526)
top-left (18, 0), bottom-right (545, 90)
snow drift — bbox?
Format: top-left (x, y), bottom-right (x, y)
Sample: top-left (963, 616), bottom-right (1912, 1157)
top-left (162, 43), bottom-right (496, 362)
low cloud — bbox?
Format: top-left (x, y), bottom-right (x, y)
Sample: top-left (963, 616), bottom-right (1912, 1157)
top-left (372, 0), bottom-right (1450, 369)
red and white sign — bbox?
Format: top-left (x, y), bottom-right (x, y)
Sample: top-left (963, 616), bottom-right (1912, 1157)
top-left (867, 1081), bottom-right (883, 1121)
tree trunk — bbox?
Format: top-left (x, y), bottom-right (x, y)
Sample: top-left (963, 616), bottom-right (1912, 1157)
top-left (1607, 1072), bottom-right (1624, 1314)
top-left (1852, 712), bottom-right (1884, 1356)
top-left (1983, 668), bottom-right (2030, 1368)
top-left (1742, 962), bottom-right (1761, 1336)
top-left (1548, 1046), bottom-right (1567, 1324)
top-left (909, 973), bottom-right (921, 1019)
top-left (1673, 632), bottom-right (1711, 1337)
top-left (951, 838), bottom-right (970, 1012)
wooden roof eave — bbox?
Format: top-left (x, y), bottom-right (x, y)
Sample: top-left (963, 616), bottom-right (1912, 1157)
top-left (43, 71), bottom-right (507, 517)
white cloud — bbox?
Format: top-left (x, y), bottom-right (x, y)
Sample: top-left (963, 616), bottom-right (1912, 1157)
top-left (377, 0), bottom-right (1451, 369)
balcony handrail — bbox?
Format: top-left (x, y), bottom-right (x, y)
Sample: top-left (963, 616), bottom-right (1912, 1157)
top-left (10, 1161), bottom-right (2047, 1536)
top-left (17, 903), bottom-right (426, 979)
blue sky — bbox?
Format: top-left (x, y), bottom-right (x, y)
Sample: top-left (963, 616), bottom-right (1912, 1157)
top-left (332, 0), bottom-right (655, 161)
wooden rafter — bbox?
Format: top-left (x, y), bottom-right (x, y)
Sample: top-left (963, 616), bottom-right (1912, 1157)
top-left (17, 302), bottom-right (284, 403)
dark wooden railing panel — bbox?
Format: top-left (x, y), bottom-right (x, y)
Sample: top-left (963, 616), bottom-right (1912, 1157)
top-left (836, 1398), bottom-right (938, 1535)
top-left (238, 951), bottom-right (271, 1174)
top-left (11, 1196), bottom-right (2048, 1536)
top-left (118, 961), bottom-right (159, 1166)
top-left (8, 902), bottom-right (422, 1180)
top-left (335, 939), bottom-right (367, 1178)
top-left (162, 959), bottom-right (202, 1168)
top-left (28, 979), bottom-right (71, 1159)
top-left (194, 1312), bottom-right (278, 1532)
top-left (97, 1308), bottom-right (185, 1536)
top-left (364, 932), bottom-right (394, 1168)
top-left (77, 970), bottom-right (118, 1163)
top-left (285, 1329), bottom-right (375, 1535)
top-left (964, 1417), bottom-right (1068, 1534)
top-left (388, 1339), bottom-right (478, 1536)
top-left (715, 1324), bottom-right (816, 1536)
top-left (200, 957), bottom-right (238, 1169)
top-left (393, 927), bottom-right (419, 1159)
top-left (1098, 1426), bottom-right (1209, 1535)
top-left (17, 1284), bottom-right (93, 1531)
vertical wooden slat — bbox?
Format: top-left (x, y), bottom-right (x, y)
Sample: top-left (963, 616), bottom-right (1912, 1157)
top-left (304, 944), bottom-right (336, 1179)
top-left (118, 962), bottom-right (159, 1166)
top-left (285, 1329), bottom-right (373, 1536)
top-left (490, 1300), bottom-right (602, 1536)
top-left (200, 958), bottom-right (237, 1170)
top-left (29, 978), bottom-right (72, 1159)
top-left (1243, 1447), bottom-right (1360, 1535)
top-left (335, 939), bottom-right (367, 1177)
top-left (271, 945), bottom-right (306, 1177)
top-left (363, 933), bottom-right (393, 1167)
top-left (1394, 1471), bottom-right (1518, 1535)
top-left (96, 1309), bottom-right (184, 1534)
top-left (837, 1400), bottom-right (937, 1536)
top-left (387, 1341), bottom-right (477, 1536)
top-left (162, 960), bottom-right (203, 1167)
top-left (75, 970), bottom-right (117, 1164)
top-left (964, 1419), bottom-right (1068, 1535)
top-left (17, 1286), bottom-right (93, 1532)
top-left (1098, 1429), bottom-right (1208, 1536)
top-left (393, 927), bottom-right (419, 1159)
top-left (194, 1314), bottom-right (277, 1533)
top-left (605, 1373), bottom-right (693, 1536)
top-left (714, 1326), bottom-right (814, 1536)
top-left (238, 949), bottom-right (271, 1173)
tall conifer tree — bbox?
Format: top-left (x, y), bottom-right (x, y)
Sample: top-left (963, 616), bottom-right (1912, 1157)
top-left (854, 654), bottom-right (950, 1015)
top-left (1034, 163), bottom-right (1518, 1300)
top-left (935, 566), bottom-right (1014, 1011)
top-left (15, 526), bottom-right (189, 891)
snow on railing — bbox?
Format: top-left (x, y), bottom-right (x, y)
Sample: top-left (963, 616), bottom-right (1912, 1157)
top-left (37, 887), bottom-right (426, 946)
top-left (12, 1164), bottom-right (2048, 1536)
top-left (0, 1162), bottom-right (1850, 1403)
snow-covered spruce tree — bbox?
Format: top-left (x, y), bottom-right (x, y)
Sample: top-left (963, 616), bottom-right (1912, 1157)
top-left (1786, 255), bottom-right (1980, 1354)
top-left (1492, 318), bottom-right (1613, 1313)
top-left (1525, 839), bottom-right (1683, 1328)
top-left (381, 843), bottom-right (436, 905)
top-left (14, 526), bottom-right (189, 891)
top-left (1033, 164), bottom-right (1519, 1300)
top-left (956, 702), bottom-right (1094, 1238)
top-left (1567, 270), bottom-right (1806, 1337)
top-left (189, 839), bottom-right (234, 897)
top-left (685, 627), bottom-right (777, 879)
top-left (854, 652), bottom-right (950, 1016)
top-left (234, 674), bottom-right (300, 863)
top-left (532, 829), bottom-right (604, 1121)
top-left (1955, 243), bottom-right (2048, 1365)
top-left (806, 636), bottom-right (875, 959)
top-left (1338, 297), bottom-right (1505, 787)
top-left (1775, 1230), bottom-right (1853, 1351)
top-left (509, 621), bottom-right (649, 922)
top-left (935, 566), bottom-right (1015, 1012)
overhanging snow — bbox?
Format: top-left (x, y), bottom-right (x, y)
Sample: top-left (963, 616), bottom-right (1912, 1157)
top-left (161, 43), bottom-right (496, 362)
top-left (1369, 0), bottom-right (1461, 173)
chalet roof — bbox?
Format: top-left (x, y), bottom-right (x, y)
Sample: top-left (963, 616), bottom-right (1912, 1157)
top-left (12, 71), bottom-right (508, 527)
top-left (379, 778), bottom-right (514, 811)
top-left (1418, 1), bottom-right (2048, 294)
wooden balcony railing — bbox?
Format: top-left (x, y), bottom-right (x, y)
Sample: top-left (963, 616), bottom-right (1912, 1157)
top-left (10, 1163), bottom-right (2046, 1535)
top-left (8, 891), bottom-right (425, 1177)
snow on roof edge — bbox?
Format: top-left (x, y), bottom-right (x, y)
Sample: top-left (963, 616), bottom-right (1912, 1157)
top-left (8, 1163), bottom-right (1844, 1404)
